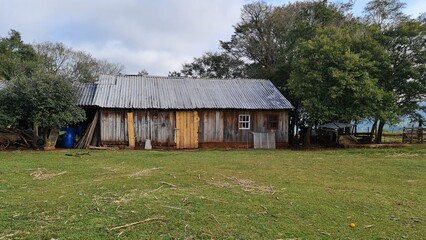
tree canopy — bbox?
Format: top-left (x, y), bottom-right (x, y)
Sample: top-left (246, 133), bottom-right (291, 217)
top-left (289, 26), bottom-right (384, 123)
top-left (0, 30), bottom-right (112, 138)
top-left (172, 0), bottom-right (425, 144)
top-left (35, 42), bottom-right (124, 83)
top-left (0, 71), bottom-right (85, 129)
top-left (169, 52), bottom-right (245, 78)
top-left (0, 30), bottom-right (39, 80)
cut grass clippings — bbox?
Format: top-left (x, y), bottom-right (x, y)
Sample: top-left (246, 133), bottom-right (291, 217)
top-left (0, 145), bottom-right (425, 239)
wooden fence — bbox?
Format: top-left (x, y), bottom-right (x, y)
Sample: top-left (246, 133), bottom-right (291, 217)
top-left (402, 127), bottom-right (424, 143)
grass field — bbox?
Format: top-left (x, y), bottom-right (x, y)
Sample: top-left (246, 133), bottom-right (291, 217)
top-left (0, 145), bottom-right (425, 239)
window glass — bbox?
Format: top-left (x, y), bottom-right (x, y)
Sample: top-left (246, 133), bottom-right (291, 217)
top-left (239, 114), bottom-right (250, 129)
top-left (268, 114), bottom-right (278, 130)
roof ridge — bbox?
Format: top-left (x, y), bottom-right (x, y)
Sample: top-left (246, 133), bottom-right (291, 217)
top-left (99, 74), bottom-right (269, 81)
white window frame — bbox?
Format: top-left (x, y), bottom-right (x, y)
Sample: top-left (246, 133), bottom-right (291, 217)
top-left (238, 114), bottom-right (250, 130)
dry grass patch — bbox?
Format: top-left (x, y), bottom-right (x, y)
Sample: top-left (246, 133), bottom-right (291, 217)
top-left (208, 175), bottom-right (276, 194)
top-left (30, 168), bottom-right (67, 180)
top-left (128, 167), bottom-right (161, 178)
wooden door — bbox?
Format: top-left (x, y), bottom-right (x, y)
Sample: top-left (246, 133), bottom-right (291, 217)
top-left (176, 111), bottom-right (199, 149)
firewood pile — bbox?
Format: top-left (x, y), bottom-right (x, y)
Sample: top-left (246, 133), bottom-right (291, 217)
top-left (0, 128), bottom-right (39, 150)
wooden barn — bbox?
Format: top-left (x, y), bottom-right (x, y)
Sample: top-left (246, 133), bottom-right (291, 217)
top-left (78, 75), bottom-right (293, 149)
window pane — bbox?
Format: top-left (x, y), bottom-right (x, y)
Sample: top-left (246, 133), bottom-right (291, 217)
top-left (268, 114), bottom-right (278, 129)
top-left (238, 114), bottom-right (250, 129)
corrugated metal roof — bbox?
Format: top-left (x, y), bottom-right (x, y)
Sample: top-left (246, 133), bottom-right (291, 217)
top-left (77, 83), bottom-right (97, 106)
top-left (79, 75), bottom-right (293, 110)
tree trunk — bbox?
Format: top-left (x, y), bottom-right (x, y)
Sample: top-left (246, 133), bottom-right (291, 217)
top-left (304, 122), bottom-right (314, 146)
top-left (30, 122), bottom-right (39, 148)
top-left (288, 110), bottom-right (297, 145)
top-left (376, 120), bottom-right (385, 143)
top-left (370, 118), bottom-right (378, 141)
top-left (33, 122), bottom-right (39, 137)
top-left (43, 127), bottom-right (49, 145)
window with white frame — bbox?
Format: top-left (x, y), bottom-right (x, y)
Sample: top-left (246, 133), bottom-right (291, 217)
top-left (238, 114), bottom-right (250, 129)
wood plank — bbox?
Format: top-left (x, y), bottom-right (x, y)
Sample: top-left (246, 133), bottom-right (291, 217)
top-left (44, 128), bottom-right (59, 150)
top-left (176, 111), bottom-right (182, 149)
top-left (194, 111), bottom-right (199, 148)
top-left (175, 111), bottom-right (198, 149)
top-left (127, 111), bottom-right (135, 148)
top-left (218, 111), bottom-right (224, 142)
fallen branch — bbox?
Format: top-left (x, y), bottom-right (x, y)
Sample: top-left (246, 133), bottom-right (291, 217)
top-left (0, 233), bottom-right (16, 240)
top-left (65, 152), bottom-right (90, 157)
top-left (89, 146), bottom-right (119, 150)
top-left (108, 217), bottom-right (166, 231)
top-left (161, 182), bottom-right (177, 188)
top-left (320, 232), bottom-right (331, 236)
top-left (161, 205), bottom-right (185, 211)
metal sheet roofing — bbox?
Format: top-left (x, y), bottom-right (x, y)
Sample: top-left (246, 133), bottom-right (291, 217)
top-left (79, 75), bottom-right (293, 110)
top-left (77, 83), bottom-right (97, 106)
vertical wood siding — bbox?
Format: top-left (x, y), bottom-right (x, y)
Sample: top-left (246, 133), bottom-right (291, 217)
top-left (100, 109), bottom-right (175, 146)
top-left (176, 111), bottom-right (199, 149)
top-left (100, 109), bottom-right (127, 144)
top-left (100, 109), bottom-right (289, 147)
top-left (133, 110), bottom-right (175, 146)
top-left (198, 110), bottom-right (289, 143)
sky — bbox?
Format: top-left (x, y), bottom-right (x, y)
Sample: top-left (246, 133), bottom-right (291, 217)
top-left (0, 0), bottom-right (424, 76)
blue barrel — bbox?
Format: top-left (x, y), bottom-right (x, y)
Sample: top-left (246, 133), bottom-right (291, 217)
top-left (63, 127), bottom-right (76, 148)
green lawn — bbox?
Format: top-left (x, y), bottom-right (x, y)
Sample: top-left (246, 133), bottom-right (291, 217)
top-left (0, 146), bottom-right (425, 239)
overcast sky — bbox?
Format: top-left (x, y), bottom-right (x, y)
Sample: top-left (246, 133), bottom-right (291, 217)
top-left (0, 0), bottom-right (424, 76)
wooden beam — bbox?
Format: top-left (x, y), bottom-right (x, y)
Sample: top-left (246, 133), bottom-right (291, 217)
top-left (127, 111), bottom-right (135, 149)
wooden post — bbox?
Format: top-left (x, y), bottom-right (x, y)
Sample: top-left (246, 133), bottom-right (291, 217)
top-left (127, 111), bottom-right (135, 149)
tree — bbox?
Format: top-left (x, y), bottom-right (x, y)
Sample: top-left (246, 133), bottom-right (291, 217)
top-left (0, 30), bottom-right (39, 80)
top-left (220, 1), bottom-right (277, 77)
top-left (363, 0), bottom-right (408, 29)
top-left (173, 52), bottom-right (245, 78)
top-left (0, 70), bottom-right (85, 140)
top-left (137, 69), bottom-right (149, 76)
top-left (363, 0), bottom-right (426, 142)
top-left (289, 26), bottom-right (384, 145)
top-left (219, 1), bottom-right (356, 143)
top-left (34, 42), bottom-right (124, 83)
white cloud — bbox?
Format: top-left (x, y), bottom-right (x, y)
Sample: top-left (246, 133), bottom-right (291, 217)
top-left (0, 0), bottom-right (423, 75)
top-left (0, 0), bottom-right (244, 75)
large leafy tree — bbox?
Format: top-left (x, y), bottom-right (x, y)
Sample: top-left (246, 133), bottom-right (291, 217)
top-left (288, 26), bottom-right (384, 144)
top-left (363, 0), bottom-right (426, 142)
top-left (0, 30), bottom-right (39, 80)
top-left (0, 70), bottom-right (85, 139)
top-left (0, 30), bottom-right (89, 142)
top-left (221, 1), bottom-right (278, 76)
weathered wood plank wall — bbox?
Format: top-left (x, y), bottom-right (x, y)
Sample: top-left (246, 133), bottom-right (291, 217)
top-left (100, 109), bottom-right (175, 146)
top-left (198, 110), bottom-right (289, 143)
top-left (100, 109), bottom-right (289, 148)
top-left (100, 109), bottom-right (127, 144)
top-left (133, 110), bottom-right (175, 146)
